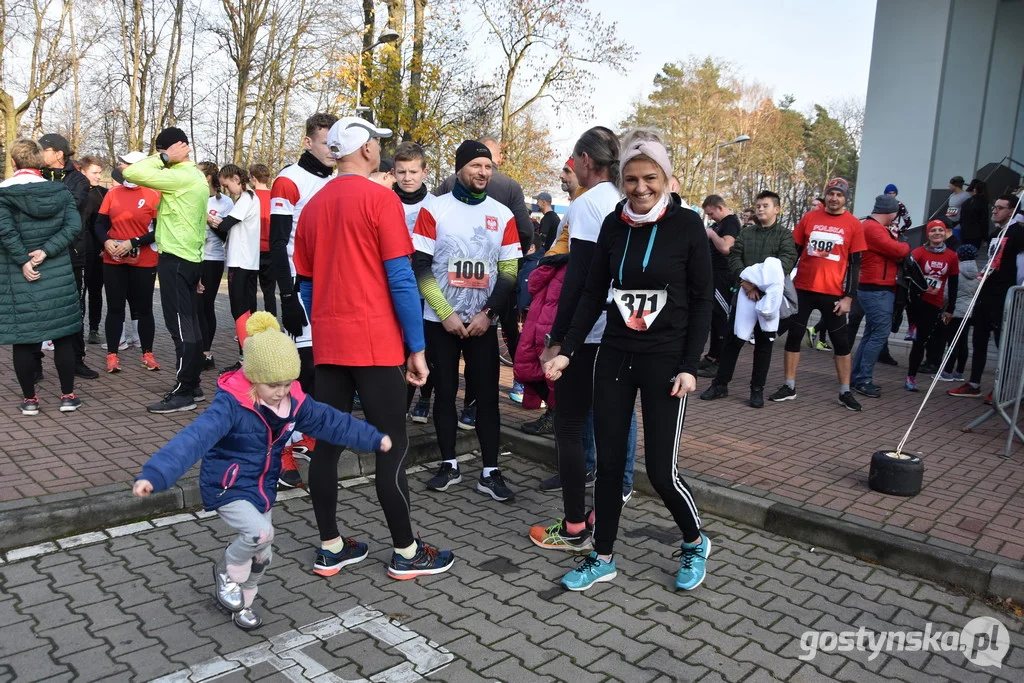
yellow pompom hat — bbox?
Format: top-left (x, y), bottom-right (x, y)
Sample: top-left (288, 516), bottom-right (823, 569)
top-left (242, 312), bottom-right (301, 384)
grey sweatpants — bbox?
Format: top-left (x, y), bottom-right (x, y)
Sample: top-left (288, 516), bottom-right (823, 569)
top-left (217, 499), bottom-right (273, 605)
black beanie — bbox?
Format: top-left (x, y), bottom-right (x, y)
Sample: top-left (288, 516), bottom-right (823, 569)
top-left (455, 140), bottom-right (491, 172)
top-left (155, 127), bottom-right (189, 151)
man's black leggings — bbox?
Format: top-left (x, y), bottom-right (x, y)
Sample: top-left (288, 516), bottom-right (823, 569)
top-left (228, 267), bottom-right (258, 352)
top-left (198, 259), bottom-right (224, 353)
top-left (969, 286), bottom-right (1007, 385)
top-left (258, 251), bottom-right (277, 317)
top-left (158, 253), bottom-right (203, 392)
top-left (593, 347), bottom-right (701, 555)
top-left (85, 247), bottom-right (104, 333)
top-left (424, 321), bottom-right (500, 466)
top-left (14, 335), bottom-right (75, 398)
top-left (103, 264), bottom-right (156, 354)
top-left (784, 289), bottom-right (852, 355)
top-left (707, 275), bottom-right (732, 360)
top-left (554, 344), bottom-right (598, 526)
top-left (309, 364), bottom-right (414, 548)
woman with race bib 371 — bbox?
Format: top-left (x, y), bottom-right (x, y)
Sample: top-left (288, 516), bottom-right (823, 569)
top-left (544, 136), bottom-right (713, 592)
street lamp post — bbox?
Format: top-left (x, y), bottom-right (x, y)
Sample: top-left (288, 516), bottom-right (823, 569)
top-left (711, 134), bottom-right (751, 195)
top-left (355, 28), bottom-right (400, 121)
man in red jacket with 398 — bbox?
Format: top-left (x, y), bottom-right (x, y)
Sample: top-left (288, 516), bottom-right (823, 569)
top-left (851, 194), bottom-right (910, 398)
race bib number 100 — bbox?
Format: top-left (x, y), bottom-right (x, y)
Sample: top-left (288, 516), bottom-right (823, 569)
top-left (448, 257), bottom-right (490, 289)
top-left (806, 230), bottom-right (842, 261)
top-left (613, 288), bottom-right (666, 332)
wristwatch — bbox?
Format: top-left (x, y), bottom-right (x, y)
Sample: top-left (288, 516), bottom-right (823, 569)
top-left (482, 307), bottom-right (499, 320)
top-left (544, 333), bottom-right (560, 348)
top-left (159, 152), bottom-right (171, 167)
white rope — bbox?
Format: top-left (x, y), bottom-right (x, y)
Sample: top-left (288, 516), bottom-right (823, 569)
top-left (895, 193), bottom-right (1023, 455)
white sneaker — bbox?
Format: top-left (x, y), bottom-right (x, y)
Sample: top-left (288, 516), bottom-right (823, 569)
top-left (41, 340), bottom-right (54, 351)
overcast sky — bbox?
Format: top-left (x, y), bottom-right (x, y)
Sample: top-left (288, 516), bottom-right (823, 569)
top-left (543, 0), bottom-right (878, 154)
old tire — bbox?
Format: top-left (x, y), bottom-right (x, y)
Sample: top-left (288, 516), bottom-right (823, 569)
top-left (868, 450), bottom-right (923, 497)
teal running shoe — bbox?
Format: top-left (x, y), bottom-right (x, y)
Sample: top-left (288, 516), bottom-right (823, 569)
top-left (674, 533), bottom-right (711, 590)
top-left (561, 552), bottom-right (616, 591)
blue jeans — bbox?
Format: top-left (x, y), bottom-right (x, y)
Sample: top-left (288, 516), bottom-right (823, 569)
top-left (584, 408), bottom-right (637, 490)
top-left (852, 289), bottom-right (895, 386)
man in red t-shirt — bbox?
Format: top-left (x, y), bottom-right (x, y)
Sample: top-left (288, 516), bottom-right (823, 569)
top-left (249, 163), bottom-right (276, 317)
top-left (292, 116), bottom-right (453, 581)
top-left (769, 177), bottom-right (867, 411)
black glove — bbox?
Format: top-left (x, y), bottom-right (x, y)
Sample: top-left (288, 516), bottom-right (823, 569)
top-left (281, 294), bottom-right (308, 337)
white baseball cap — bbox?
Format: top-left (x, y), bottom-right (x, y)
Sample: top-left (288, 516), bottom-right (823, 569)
top-left (119, 151), bottom-right (147, 165)
top-left (326, 117), bottom-right (392, 159)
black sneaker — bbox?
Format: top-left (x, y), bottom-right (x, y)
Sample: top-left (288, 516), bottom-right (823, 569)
top-left (838, 391), bottom-right (862, 412)
top-left (878, 351), bottom-right (899, 366)
top-left (425, 462), bottom-right (462, 491)
top-left (584, 469), bottom-right (595, 488)
top-left (313, 538), bottom-right (368, 577)
top-left (696, 356), bottom-right (718, 378)
top-left (220, 360), bottom-right (242, 375)
top-left (87, 330), bottom-right (101, 345)
top-left (202, 355), bottom-right (216, 371)
top-left (147, 390), bottom-right (197, 414)
top-left (853, 382), bottom-right (881, 398)
top-left (387, 538), bottom-right (455, 580)
top-left (622, 485), bottom-right (634, 505)
top-left (539, 472), bottom-right (561, 492)
top-left (20, 398), bottom-right (39, 416)
top-left (769, 384), bottom-right (796, 402)
top-left (74, 362), bottom-right (99, 380)
top-left (477, 470), bottom-right (514, 502)
top-left (33, 366), bottom-right (43, 383)
top-left (278, 469), bottom-right (303, 489)
top-left (59, 394), bottom-right (82, 412)
top-left (193, 386), bottom-right (206, 402)
top-left (749, 386), bottom-right (764, 409)
top-left (457, 404), bottom-right (477, 431)
top-left (919, 361), bottom-right (939, 374)
top-left (700, 383), bottom-right (728, 401)
top-left (521, 408), bottom-right (554, 435)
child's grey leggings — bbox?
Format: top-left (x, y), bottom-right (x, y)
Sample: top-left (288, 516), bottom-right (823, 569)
top-left (217, 499), bottom-right (273, 598)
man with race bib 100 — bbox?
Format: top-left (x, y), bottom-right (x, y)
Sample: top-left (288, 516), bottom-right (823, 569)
top-left (414, 140), bottom-right (522, 503)
top-left (769, 177), bottom-right (867, 411)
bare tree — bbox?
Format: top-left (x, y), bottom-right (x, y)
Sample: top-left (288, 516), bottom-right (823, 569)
top-left (213, 0), bottom-right (272, 163)
top-left (474, 0), bottom-right (634, 145)
top-left (0, 0), bottom-right (82, 175)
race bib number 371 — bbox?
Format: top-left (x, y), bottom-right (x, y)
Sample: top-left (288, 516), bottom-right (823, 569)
top-left (613, 288), bottom-right (665, 331)
top-left (447, 257), bottom-right (490, 289)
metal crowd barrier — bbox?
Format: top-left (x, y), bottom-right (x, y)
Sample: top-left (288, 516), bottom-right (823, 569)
top-left (963, 285), bottom-right (1024, 458)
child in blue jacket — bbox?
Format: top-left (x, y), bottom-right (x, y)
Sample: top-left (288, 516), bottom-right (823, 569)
top-left (133, 312), bottom-right (389, 630)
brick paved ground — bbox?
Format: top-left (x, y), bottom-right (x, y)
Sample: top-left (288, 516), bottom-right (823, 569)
top-left (497, 338), bottom-right (1024, 563)
top-left (2, 294), bottom-right (1022, 563)
top-left (1, 456), bottom-right (1021, 682)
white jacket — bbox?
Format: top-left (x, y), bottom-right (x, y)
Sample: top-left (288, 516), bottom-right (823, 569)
top-left (735, 257), bottom-right (786, 340)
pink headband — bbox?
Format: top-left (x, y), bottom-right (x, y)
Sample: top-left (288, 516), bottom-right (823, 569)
top-left (620, 140), bottom-right (672, 182)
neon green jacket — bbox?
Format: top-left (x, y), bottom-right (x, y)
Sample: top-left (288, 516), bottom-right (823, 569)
top-left (122, 155), bottom-right (208, 263)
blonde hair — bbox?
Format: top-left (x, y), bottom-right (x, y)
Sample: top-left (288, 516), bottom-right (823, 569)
top-left (10, 138), bottom-right (43, 170)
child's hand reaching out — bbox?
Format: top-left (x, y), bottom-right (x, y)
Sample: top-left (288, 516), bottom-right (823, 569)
top-left (133, 480), bottom-right (153, 497)
top-left (379, 436), bottom-right (392, 452)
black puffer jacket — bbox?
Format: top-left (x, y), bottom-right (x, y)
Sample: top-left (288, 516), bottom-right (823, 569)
top-left (41, 161), bottom-right (90, 265)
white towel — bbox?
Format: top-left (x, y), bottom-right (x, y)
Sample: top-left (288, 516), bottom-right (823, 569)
top-left (735, 257), bottom-right (786, 341)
